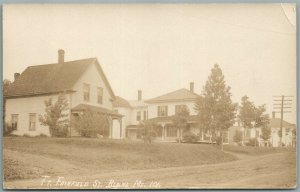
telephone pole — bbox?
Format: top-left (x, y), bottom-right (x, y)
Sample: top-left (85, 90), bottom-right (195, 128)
top-left (273, 95), bottom-right (293, 147)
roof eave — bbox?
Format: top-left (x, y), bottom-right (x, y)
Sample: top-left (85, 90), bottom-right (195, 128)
top-left (4, 90), bottom-right (76, 99)
top-left (93, 59), bottom-right (116, 100)
top-left (145, 98), bottom-right (197, 104)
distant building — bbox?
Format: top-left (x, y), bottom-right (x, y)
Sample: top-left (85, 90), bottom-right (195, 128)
top-left (113, 90), bottom-right (148, 139)
top-left (228, 112), bottom-right (296, 147)
top-left (113, 82), bottom-right (230, 143)
top-left (145, 83), bottom-right (200, 142)
top-left (5, 50), bottom-right (122, 138)
top-left (268, 112), bottom-right (296, 147)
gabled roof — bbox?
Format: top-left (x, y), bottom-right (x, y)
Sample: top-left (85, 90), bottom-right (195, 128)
top-left (5, 58), bottom-right (115, 99)
top-left (113, 96), bottom-right (132, 108)
top-left (72, 104), bottom-right (122, 117)
top-left (145, 88), bottom-right (199, 103)
top-left (269, 118), bottom-right (296, 129)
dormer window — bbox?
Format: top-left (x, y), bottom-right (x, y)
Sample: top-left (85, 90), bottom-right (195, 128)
top-left (83, 83), bottom-right (90, 102)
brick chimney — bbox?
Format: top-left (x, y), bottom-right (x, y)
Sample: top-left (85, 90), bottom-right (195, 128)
top-left (272, 111), bottom-right (276, 119)
top-left (138, 90), bottom-right (142, 101)
top-left (190, 82), bottom-right (194, 93)
top-left (14, 73), bottom-right (20, 81)
top-left (58, 49), bottom-right (65, 64)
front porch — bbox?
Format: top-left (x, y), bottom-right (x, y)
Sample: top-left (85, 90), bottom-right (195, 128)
top-left (125, 115), bottom-right (230, 144)
top-left (146, 116), bottom-right (229, 144)
top-left (152, 124), bottom-right (228, 143)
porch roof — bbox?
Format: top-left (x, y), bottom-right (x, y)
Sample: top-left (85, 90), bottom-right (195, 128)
top-left (146, 115), bottom-right (199, 124)
top-left (71, 104), bottom-right (122, 117)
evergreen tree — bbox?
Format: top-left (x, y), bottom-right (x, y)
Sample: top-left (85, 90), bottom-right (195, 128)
top-left (195, 64), bottom-right (237, 148)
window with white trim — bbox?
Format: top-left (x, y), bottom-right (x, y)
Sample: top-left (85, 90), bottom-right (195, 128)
top-left (11, 114), bottom-right (18, 131)
top-left (83, 83), bottom-right (90, 102)
top-left (175, 105), bottom-right (187, 114)
top-left (157, 106), bottom-right (168, 117)
top-left (97, 87), bottom-right (103, 104)
top-left (29, 113), bottom-right (36, 131)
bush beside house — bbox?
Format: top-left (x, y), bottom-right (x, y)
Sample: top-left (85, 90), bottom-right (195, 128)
top-left (72, 110), bottom-right (110, 138)
top-left (182, 131), bottom-right (198, 143)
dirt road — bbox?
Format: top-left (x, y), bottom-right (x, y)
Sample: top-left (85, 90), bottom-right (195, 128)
top-left (4, 150), bottom-right (296, 189)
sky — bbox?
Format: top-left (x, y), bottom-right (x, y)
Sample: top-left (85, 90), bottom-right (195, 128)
top-left (3, 4), bottom-right (296, 123)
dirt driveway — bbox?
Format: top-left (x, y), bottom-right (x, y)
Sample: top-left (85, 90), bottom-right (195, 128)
top-left (4, 150), bottom-right (296, 189)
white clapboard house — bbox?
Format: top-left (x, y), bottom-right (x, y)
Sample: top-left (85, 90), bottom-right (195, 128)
top-left (113, 82), bottom-right (230, 143)
top-left (4, 50), bottom-right (123, 138)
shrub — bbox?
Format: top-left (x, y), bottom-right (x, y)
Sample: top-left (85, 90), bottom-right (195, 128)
top-left (4, 157), bottom-right (43, 181)
top-left (182, 131), bottom-right (198, 143)
top-left (233, 130), bottom-right (243, 145)
top-left (3, 123), bottom-right (14, 136)
top-left (246, 138), bottom-right (258, 146)
top-left (51, 125), bottom-right (69, 137)
top-left (139, 121), bottom-right (158, 144)
top-left (72, 110), bottom-right (110, 138)
top-left (38, 133), bottom-right (48, 137)
top-left (142, 130), bottom-right (157, 144)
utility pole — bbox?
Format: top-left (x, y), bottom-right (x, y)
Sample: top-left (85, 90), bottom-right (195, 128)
top-left (273, 95), bottom-right (293, 147)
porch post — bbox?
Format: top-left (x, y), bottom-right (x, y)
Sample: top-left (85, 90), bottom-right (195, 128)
top-left (109, 116), bottom-right (112, 139)
top-left (162, 124), bottom-right (165, 140)
top-left (119, 118), bottom-right (122, 139)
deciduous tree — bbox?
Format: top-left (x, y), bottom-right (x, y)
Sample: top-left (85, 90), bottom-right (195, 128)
top-left (239, 96), bottom-right (256, 129)
top-left (139, 121), bottom-right (157, 144)
top-left (239, 96), bottom-right (270, 146)
top-left (39, 93), bottom-right (69, 137)
top-left (3, 79), bottom-right (12, 134)
top-left (260, 126), bottom-right (271, 142)
top-left (172, 105), bottom-right (190, 143)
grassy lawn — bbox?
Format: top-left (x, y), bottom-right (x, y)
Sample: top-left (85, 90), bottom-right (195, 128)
top-left (4, 137), bottom-right (237, 181)
top-left (223, 145), bottom-right (294, 156)
top-left (4, 137), bottom-right (294, 183)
